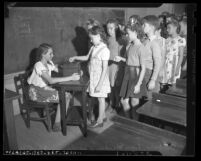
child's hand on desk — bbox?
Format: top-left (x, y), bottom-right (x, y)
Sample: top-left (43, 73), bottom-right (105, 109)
top-left (71, 73), bottom-right (80, 81)
top-left (114, 56), bottom-right (122, 62)
top-left (69, 57), bottom-right (76, 63)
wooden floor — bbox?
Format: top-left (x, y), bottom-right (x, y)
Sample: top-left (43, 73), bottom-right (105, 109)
top-left (64, 116), bottom-right (186, 156)
top-left (13, 90), bottom-right (186, 156)
top-left (14, 108), bottom-right (186, 156)
top-left (14, 108), bottom-right (115, 150)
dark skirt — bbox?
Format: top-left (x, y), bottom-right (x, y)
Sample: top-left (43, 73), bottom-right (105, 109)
top-left (119, 65), bottom-right (146, 99)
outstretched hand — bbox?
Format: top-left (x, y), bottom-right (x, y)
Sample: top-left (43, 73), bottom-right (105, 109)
top-left (114, 56), bottom-right (122, 62)
top-left (69, 57), bottom-right (75, 63)
top-left (71, 73), bottom-right (80, 81)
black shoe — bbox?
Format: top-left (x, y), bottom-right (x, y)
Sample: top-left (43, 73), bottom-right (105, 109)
top-left (52, 122), bottom-right (61, 132)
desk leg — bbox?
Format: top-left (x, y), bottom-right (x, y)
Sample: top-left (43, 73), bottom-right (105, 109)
top-left (4, 101), bottom-right (18, 150)
top-left (59, 89), bottom-right (67, 136)
top-left (82, 89), bottom-right (87, 137)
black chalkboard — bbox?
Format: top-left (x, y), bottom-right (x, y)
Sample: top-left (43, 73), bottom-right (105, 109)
top-left (4, 7), bottom-right (125, 74)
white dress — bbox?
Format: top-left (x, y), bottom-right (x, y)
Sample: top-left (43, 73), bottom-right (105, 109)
top-left (87, 43), bottom-right (111, 98)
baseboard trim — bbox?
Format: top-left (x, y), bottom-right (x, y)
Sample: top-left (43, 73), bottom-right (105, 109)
top-left (4, 71), bottom-right (25, 81)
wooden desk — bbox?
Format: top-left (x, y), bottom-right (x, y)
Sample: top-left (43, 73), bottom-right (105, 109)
top-left (165, 86), bottom-right (186, 98)
top-left (4, 89), bottom-right (21, 150)
top-left (137, 100), bottom-right (186, 127)
top-left (53, 77), bottom-right (89, 136)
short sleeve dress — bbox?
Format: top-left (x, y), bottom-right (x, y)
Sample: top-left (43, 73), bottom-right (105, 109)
top-left (164, 36), bottom-right (186, 84)
top-left (87, 42), bottom-right (111, 98)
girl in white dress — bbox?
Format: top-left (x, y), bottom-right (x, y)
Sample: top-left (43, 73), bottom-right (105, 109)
top-left (69, 26), bottom-right (111, 128)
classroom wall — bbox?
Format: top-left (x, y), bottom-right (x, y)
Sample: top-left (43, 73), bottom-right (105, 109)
top-left (125, 3), bottom-right (186, 21)
top-left (4, 7), bottom-right (125, 75)
top-left (4, 7), bottom-right (125, 115)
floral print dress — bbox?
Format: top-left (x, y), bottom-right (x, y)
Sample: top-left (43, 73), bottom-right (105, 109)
top-left (163, 36), bottom-right (186, 84)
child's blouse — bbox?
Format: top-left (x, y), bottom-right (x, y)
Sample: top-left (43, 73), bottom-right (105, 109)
top-left (27, 61), bottom-right (56, 88)
top-left (126, 42), bottom-right (146, 67)
top-left (143, 35), bottom-right (161, 70)
top-left (165, 36), bottom-right (186, 57)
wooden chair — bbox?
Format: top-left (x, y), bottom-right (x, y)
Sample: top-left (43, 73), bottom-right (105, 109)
top-left (14, 73), bottom-right (57, 132)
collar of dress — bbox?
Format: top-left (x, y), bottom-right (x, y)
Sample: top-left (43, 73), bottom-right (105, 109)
top-left (93, 42), bottom-right (105, 49)
top-left (149, 35), bottom-right (157, 41)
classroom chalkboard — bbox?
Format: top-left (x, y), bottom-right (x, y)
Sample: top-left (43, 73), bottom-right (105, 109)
top-left (4, 7), bottom-right (125, 74)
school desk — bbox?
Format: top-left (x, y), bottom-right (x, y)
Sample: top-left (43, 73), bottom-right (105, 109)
top-left (137, 100), bottom-right (186, 127)
top-left (136, 92), bottom-right (186, 128)
top-left (4, 89), bottom-right (21, 150)
top-left (165, 85), bottom-right (186, 98)
top-left (53, 76), bottom-right (89, 136)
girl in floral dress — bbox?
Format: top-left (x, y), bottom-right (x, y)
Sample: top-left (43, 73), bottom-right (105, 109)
top-left (27, 43), bottom-right (80, 131)
top-left (164, 18), bottom-right (186, 85)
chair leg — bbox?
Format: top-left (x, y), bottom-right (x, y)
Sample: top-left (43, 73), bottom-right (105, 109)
top-left (45, 106), bottom-right (52, 132)
top-left (26, 108), bottom-right (31, 128)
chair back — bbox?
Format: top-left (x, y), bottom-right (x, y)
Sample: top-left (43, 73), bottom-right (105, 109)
top-left (14, 73), bottom-right (30, 106)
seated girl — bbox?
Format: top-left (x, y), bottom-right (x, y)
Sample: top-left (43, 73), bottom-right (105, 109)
top-left (27, 43), bottom-right (80, 132)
